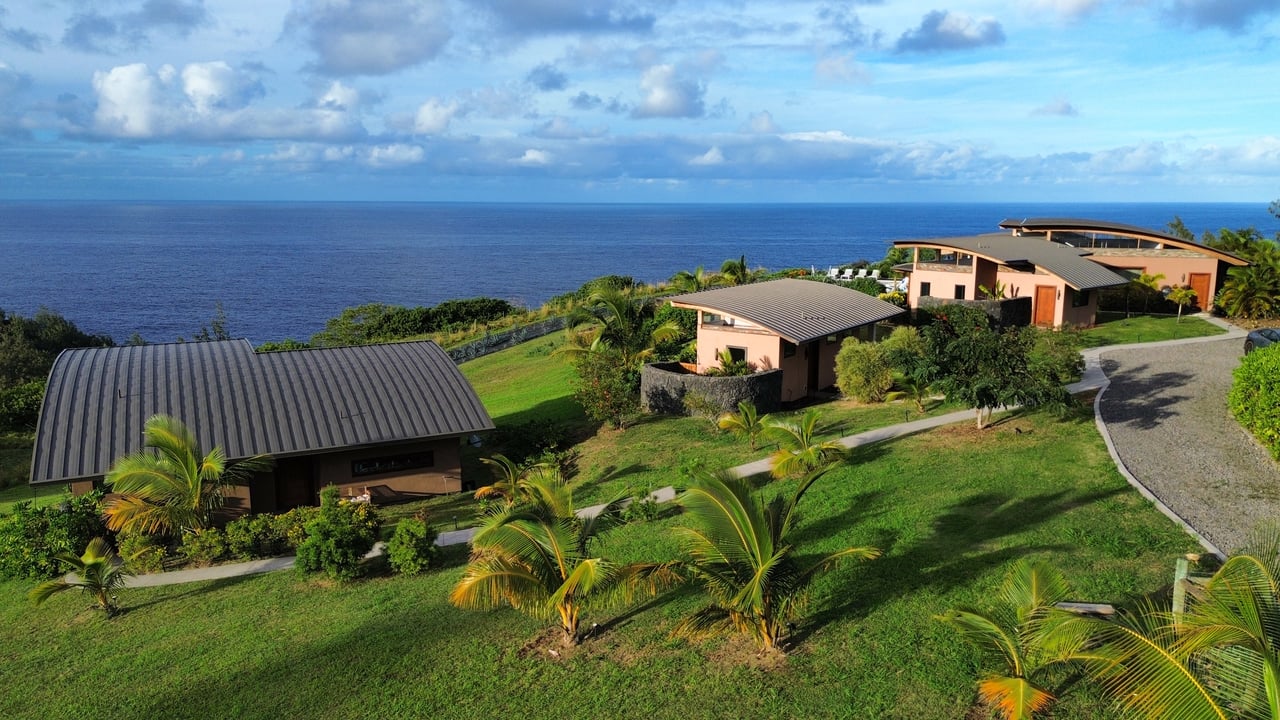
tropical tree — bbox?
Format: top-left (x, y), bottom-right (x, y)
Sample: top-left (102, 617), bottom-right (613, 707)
top-left (102, 414), bottom-right (273, 538)
top-left (1167, 285), bottom-right (1197, 322)
top-left (1132, 271), bottom-right (1167, 315)
top-left (670, 265), bottom-right (717, 293)
top-left (561, 287), bottom-right (684, 367)
top-left (474, 453), bottom-right (563, 504)
top-left (450, 474), bottom-right (680, 646)
top-left (720, 255), bottom-right (754, 286)
top-left (674, 467), bottom-right (879, 652)
top-left (1071, 526), bottom-right (1280, 720)
top-left (717, 401), bottom-right (768, 449)
top-left (1218, 261), bottom-right (1280, 320)
top-left (887, 373), bottom-right (933, 414)
top-left (29, 537), bottom-right (132, 617)
top-left (761, 409), bottom-right (847, 479)
top-left (938, 560), bottom-right (1090, 720)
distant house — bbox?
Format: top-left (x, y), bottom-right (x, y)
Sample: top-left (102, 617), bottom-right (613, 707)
top-left (30, 339), bottom-right (494, 514)
top-left (892, 218), bottom-right (1248, 327)
top-left (667, 278), bottom-right (905, 403)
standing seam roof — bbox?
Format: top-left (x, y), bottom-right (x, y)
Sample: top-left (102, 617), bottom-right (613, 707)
top-left (893, 233), bottom-right (1131, 290)
top-left (31, 339), bottom-right (494, 484)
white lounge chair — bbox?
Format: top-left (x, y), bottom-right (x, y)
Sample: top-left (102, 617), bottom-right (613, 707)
top-left (854, 268), bottom-right (868, 279)
top-left (870, 269), bottom-right (881, 280)
top-left (827, 267), bottom-right (842, 280)
top-left (840, 268), bottom-right (854, 281)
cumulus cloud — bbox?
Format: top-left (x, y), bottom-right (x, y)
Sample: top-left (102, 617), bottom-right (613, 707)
top-left (366, 143), bottom-right (424, 166)
top-left (1162, 0), bottom-right (1280, 33)
top-left (815, 53), bottom-right (870, 83)
top-left (315, 80), bottom-right (361, 111)
top-left (1191, 136), bottom-right (1280, 173)
top-left (0, 8), bottom-right (45, 51)
top-left (515, 148), bottom-right (552, 166)
top-left (469, 0), bottom-right (657, 36)
top-left (63, 0), bottom-right (208, 54)
top-left (531, 116), bottom-right (605, 139)
top-left (816, 4), bottom-right (873, 48)
top-left (1032, 98), bottom-right (1079, 116)
top-left (742, 110), bottom-right (779, 134)
top-left (287, 0), bottom-right (452, 76)
top-left (526, 63), bottom-right (568, 91)
top-left (86, 62), bottom-right (364, 141)
top-left (570, 91), bottom-right (628, 113)
top-left (413, 97), bottom-right (459, 134)
top-left (632, 64), bottom-right (705, 118)
top-left (894, 10), bottom-right (1005, 53)
top-left (689, 146), bottom-right (723, 166)
top-left (1027, 0), bottom-right (1102, 22)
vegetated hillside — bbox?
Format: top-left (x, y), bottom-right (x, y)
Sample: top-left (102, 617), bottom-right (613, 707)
top-left (1, 402), bottom-right (1198, 720)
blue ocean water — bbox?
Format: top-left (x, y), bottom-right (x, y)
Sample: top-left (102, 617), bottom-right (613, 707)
top-left (0, 202), bottom-right (1273, 344)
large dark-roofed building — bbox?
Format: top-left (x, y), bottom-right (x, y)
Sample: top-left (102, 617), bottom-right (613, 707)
top-left (31, 339), bottom-right (494, 513)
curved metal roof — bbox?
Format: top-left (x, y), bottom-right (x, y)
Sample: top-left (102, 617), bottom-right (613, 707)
top-left (998, 217), bottom-right (1248, 266)
top-left (668, 278), bottom-right (905, 344)
top-left (893, 233), bottom-right (1131, 290)
top-left (31, 339), bottom-right (494, 484)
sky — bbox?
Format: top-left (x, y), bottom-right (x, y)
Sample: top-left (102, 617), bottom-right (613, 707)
top-left (0, 0), bottom-right (1278, 203)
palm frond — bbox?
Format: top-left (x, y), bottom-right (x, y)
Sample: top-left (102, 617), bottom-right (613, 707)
top-left (977, 676), bottom-right (1055, 720)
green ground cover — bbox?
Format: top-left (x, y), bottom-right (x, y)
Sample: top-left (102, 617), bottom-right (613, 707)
top-left (0, 402), bottom-right (1197, 720)
top-left (457, 336), bottom-right (583, 427)
top-left (1080, 312), bottom-right (1225, 347)
top-left (0, 432), bottom-right (35, 490)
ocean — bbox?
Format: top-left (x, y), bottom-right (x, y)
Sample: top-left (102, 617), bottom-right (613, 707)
top-left (0, 201), bottom-right (1273, 344)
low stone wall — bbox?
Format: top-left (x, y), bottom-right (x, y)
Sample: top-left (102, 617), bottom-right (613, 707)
top-left (640, 363), bottom-right (783, 415)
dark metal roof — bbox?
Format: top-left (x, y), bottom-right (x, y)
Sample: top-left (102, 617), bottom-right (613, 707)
top-left (998, 217), bottom-right (1248, 266)
top-left (668, 278), bottom-right (905, 344)
top-left (31, 339), bottom-right (494, 484)
top-left (893, 233), bottom-right (1132, 290)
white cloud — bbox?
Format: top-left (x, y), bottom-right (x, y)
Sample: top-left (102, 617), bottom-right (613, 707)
top-left (1027, 0), bottom-right (1103, 22)
top-left (1032, 98), bottom-right (1079, 117)
top-left (515, 148), bottom-right (552, 165)
top-left (181, 61), bottom-right (262, 115)
top-left (742, 110), bottom-right (779, 134)
top-left (287, 0), bottom-right (452, 76)
top-left (92, 63), bottom-right (164, 137)
top-left (895, 10), bottom-right (1005, 53)
top-left (815, 53), bottom-right (869, 83)
top-left (532, 116), bottom-right (605, 139)
top-left (690, 146), bottom-right (723, 166)
top-left (633, 64), bottom-right (705, 118)
top-left (783, 130), bottom-right (856, 144)
top-left (366, 143), bottom-right (424, 166)
top-left (317, 80), bottom-right (360, 111)
top-left (413, 97), bottom-right (458, 134)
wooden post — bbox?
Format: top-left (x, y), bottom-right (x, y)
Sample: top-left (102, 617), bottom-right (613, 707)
top-left (1172, 557), bottom-right (1190, 619)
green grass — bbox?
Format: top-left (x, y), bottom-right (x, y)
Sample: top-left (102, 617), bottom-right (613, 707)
top-left (0, 403), bottom-right (1198, 720)
top-left (458, 336), bottom-right (583, 427)
top-left (1080, 312), bottom-right (1225, 347)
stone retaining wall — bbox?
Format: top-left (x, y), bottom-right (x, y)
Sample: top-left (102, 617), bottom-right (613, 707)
top-left (640, 363), bottom-right (783, 415)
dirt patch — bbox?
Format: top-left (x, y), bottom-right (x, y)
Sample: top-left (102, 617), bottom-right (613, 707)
top-left (516, 626), bottom-right (576, 661)
top-left (702, 634), bottom-right (791, 672)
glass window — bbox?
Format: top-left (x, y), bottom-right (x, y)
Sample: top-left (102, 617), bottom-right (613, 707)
top-left (352, 452), bottom-right (434, 478)
top-left (1071, 289), bottom-right (1090, 308)
top-left (954, 285), bottom-right (966, 300)
top-left (920, 281), bottom-right (931, 296)
top-left (782, 341), bottom-right (796, 358)
top-left (727, 346), bottom-right (746, 363)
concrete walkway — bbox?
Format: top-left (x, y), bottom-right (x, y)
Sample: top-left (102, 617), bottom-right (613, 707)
top-left (124, 314), bottom-right (1247, 587)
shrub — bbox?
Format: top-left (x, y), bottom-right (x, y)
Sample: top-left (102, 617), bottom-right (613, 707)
top-left (835, 338), bottom-right (894, 402)
top-left (179, 527), bottom-right (228, 566)
top-left (572, 349), bottom-right (641, 429)
top-left (681, 389), bottom-right (722, 422)
top-left (386, 516), bottom-right (440, 576)
top-left (844, 276), bottom-right (885, 297)
top-left (224, 514), bottom-right (286, 560)
top-left (1229, 344), bottom-right (1280, 458)
top-left (117, 530), bottom-right (167, 574)
top-left (1029, 326), bottom-right (1084, 385)
top-left (0, 379), bottom-right (45, 431)
top-left (622, 493), bottom-right (663, 524)
top-left (493, 419), bottom-right (569, 465)
top-left (880, 326), bottom-right (925, 371)
top-left (0, 490), bottom-right (106, 580)
top-left (273, 506), bottom-right (320, 550)
top-left (295, 486), bottom-right (382, 581)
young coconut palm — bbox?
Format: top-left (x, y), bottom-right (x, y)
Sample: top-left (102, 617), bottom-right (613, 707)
top-left (716, 401), bottom-right (768, 450)
top-left (560, 286), bottom-right (684, 368)
top-left (450, 474), bottom-right (680, 646)
top-left (1071, 525), bottom-right (1280, 720)
top-left (474, 453), bottom-right (564, 505)
top-left (29, 537), bottom-right (132, 617)
top-left (719, 255), bottom-right (754, 286)
top-left (938, 560), bottom-right (1090, 720)
top-left (674, 466), bottom-right (879, 652)
top-left (762, 409), bottom-right (847, 479)
top-left (102, 414), bottom-right (272, 538)
top-left (1166, 285), bottom-right (1198, 323)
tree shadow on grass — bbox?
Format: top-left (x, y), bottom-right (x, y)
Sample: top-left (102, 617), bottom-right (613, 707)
top-left (122, 573), bottom-right (265, 613)
top-left (1097, 362), bottom-right (1193, 431)
top-left (789, 485), bottom-right (1127, 646)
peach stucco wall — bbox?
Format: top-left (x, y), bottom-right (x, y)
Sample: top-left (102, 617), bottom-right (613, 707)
top-left (695, 322), bottom-right (781, 373)
top-left (908, 262), bottom-right (1095, 327)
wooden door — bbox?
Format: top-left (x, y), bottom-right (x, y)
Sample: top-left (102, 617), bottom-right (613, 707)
top-left (1033, 285), bottom-right (1057, 326)
top-left (1189, 273), bottom-right (1211, 310)
top-left (806, 341), bottom-right (819, 394)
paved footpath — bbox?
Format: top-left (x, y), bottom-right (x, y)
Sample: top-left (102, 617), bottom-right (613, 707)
top-left (125, 315), bottom-right (1255, 586)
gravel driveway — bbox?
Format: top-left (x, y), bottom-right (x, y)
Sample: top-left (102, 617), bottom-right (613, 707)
top-left (1098, 336), bottom-right (1280, 553)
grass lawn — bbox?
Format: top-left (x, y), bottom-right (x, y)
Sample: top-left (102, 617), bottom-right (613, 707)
top-left (0, 402), bottom-right (1198, 720)
top-left (458, 335), bottom-right (583, 427)
top-left (1080, 311), bottom-right (1225, 347)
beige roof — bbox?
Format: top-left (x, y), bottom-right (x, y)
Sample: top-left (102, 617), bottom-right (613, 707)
top-left (893, 233), bottom-right (1131, 291)
top-left (668, 278), bottom-right (905, 344)
top-left (999, 217), bottom-right (1248, 266)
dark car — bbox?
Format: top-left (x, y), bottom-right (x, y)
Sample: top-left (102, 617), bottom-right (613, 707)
top-left (1244, 328), bottom-right (1280, 354)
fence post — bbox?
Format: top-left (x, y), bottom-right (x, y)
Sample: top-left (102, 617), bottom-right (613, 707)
top-left (1172, 556), bottom-right (1189, 619)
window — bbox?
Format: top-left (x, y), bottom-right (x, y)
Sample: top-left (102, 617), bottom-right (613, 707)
top-left (954, 285), bottom-right (966, 300)
top-left (1071, 289), bottom-right (1090, 308)
top-left (703, 312), bottom-right (721, 324)
top-left (782, 341), bottom-right (796, 358)
top-left (352, 452), bottom-right (434, 478)
top-left (920, 281), bottom-right (931, 297)
top-left (726, 346), bottom-right (746, 363)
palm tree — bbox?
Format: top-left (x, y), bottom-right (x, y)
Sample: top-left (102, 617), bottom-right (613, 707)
top-left (1131, 271), bottom-right (1166, 315)
top-left (671, 265), bottom-right (716, 293)
top-left (938, 560), bottom-right (1089, 720)
top-left (720, 255), bottom-right (754, 286)
top-left (1167, 285), bottom-right (1197, 323)
top-left (762, 409), bottom-right (847, 479)
top-left (450, 474), bottom-right (680, 646)
top-left (887, 372), bottom-right (932, 414)
top-left (1071, 526), bottom-right (1280, 719)
top-left (561, 286), bottom-right (684, 367)
top-left (474, 453), bottom-right (562, 504)
top-left (1218, 261), bottom-right (1280, 320)
top-left (717, 401), bottom-right (768, 449)
top-left (102, 414), bottom-right (272, 538)
top-left (674, 467), bottom-right (879, 652)
top-left (29, 537), bottom-right (132, 617)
